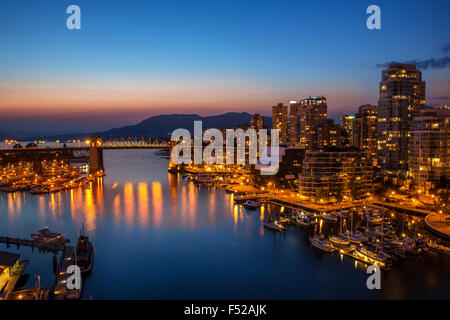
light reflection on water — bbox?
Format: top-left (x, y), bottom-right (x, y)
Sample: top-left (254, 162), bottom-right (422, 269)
top-left (0, 149), bottom-right (449, 299)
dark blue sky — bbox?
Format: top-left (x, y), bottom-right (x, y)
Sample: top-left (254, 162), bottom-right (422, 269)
top-left (0, 0), bottom-right (449, 133)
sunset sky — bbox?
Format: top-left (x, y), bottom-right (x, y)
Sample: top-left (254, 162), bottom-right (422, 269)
top-left (1, 0), bottom-right (449, 134)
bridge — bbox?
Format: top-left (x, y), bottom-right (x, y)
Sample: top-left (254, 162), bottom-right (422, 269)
top-left (0, 136), bottom-right (173, 174)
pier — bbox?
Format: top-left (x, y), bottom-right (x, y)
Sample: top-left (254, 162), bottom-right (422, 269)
top-left (54, 245), bottom-right (76, 300)
top-left (0, 236), bottom-right (67, 254)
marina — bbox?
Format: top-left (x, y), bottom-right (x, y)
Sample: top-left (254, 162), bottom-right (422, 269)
top-left (0, 227), bottom-right (92, 300)
top-left (0, 149), bottom-right (449, 299)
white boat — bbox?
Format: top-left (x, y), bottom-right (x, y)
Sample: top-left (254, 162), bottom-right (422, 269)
top-left (329, 235), bottom-right (351, 246)
top-left (354, 246), bottom-right (390, 268)
top-left (242, 200), bottom-right (260, 210)
top-left (309, 236), bottom-right (336, 253)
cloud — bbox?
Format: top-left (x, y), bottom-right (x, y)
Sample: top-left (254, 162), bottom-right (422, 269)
top-left (376, 57), bottom-right (450, 70)
top-left (442, 43), bottom-right (450, 53)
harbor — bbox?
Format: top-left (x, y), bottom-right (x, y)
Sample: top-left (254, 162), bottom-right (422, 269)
top-left (0, 149), bottom-right (449, 299)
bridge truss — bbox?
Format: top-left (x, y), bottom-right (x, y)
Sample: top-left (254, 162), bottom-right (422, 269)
top-left (102, 136), bottom-right (172, 149)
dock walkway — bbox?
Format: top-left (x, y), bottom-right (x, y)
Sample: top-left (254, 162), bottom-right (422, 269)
top-left (54, 246), bottom-right (76, 300)
top-left (0, 236), bottom-right (67, 254)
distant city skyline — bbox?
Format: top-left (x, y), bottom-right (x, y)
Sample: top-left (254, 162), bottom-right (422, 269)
top-left (1, 0), bottom-right (449, 133)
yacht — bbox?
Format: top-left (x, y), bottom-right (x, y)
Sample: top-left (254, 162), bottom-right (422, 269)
top-left (263, 221), bottom-right (283, 232)
top-left (242, 200), bottom-right (260, 210)
top-left (355, 246), bottom-right (391, 268)
top-left (329, 235), bottom-right (351, 246)
top-left (31, 228), bottom-right (67, 244)
top-left (309, 236), bottom-right (336, 253)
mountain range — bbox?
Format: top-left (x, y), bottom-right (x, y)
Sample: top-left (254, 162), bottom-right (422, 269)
top-left (16, 112), bottom-right (272, 141)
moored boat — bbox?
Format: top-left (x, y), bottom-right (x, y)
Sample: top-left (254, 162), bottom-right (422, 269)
top-left (263, 221), bottom-right (283, 232)
top-left (31, 228), bottom-right (67, 243)
top-left (329, 235), bottom-right (351, 246)
top-left (339, 231), bottom-right (366, 244)
top-left (354, 246), bottom-right (391, 268)
top-left (242, 200), bottom-right (260, 210)
top-left (73, 228), bottom-right (94, 274)
top-left (309, 236), bottom-right (336, 253)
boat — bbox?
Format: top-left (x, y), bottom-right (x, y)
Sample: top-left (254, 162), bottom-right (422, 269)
top-left (428, 242), bottom-right (450, 257)
top-left (275, 221), bottom-right (288, 231)
top-left (242, 200), bottom-right (260, 210)
top-left (73, 227), bottom-right (94, 274)
top-left (296, 216), bottom-right (316, 227)
top-left (329, 235), bottom-right (351, 246)
top-left (263, 221), bottom-right (283, 232)
top-left (30, 187), bottom-right (49, 195)
top-left (338, 231), bottom-right (366, 244)
top-left (309, 235), bottom-right (336, 253)
top-left (31, 228), bottom-right (67, 243)
top-left (354, 246), bottom-right (391, 268)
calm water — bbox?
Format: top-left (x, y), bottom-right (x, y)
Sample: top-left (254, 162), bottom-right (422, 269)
top-left (1, 149), bottom-right (449, 299)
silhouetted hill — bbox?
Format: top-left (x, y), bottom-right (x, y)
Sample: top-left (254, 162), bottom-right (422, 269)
top-left (20, 112), bottom-right (272, 141)
top-left (99, 112), bottom-right (272, 139)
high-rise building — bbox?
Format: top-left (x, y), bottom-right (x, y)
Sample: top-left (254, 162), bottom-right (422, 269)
top-left (289, 101), bottom-right (302, 146)
top-left (317, 119), bottom-right (346, 149)
top-left (377, 63), bottom-right (426, 174)
top-left (409, 107), bottom-right (450, 193)
top-left (341, 115), bottom-right (355, 145)
top-left (272, 103), bottom-right (289, 144)
top-left (250, 114), bottom-right (264, 131)
top-left (353, 105), bottom-right (378, 164)
top-left (297, 96), bottom-right (328, 149)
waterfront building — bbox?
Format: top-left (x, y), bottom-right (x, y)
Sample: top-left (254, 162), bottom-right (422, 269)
top-left (353, 105), bottom-right (378, 165)
top-left (272, 103), bottom-right (289, 144)
top-left (297, 96), bottom-right (328, 149)
top-left (250, 114), bottom-right (264, 131)
top-left (299, 147), bottom-right (373, 204)
top-left (409, 107), bottom-right (450, 193)
top-left (377, 63), bottom-right (426, 174)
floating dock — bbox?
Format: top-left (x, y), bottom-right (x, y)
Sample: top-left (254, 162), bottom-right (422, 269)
top-left (54, 245), bottom-right (77, 300)
top-left (0, 236), bottom-right (67, 254)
